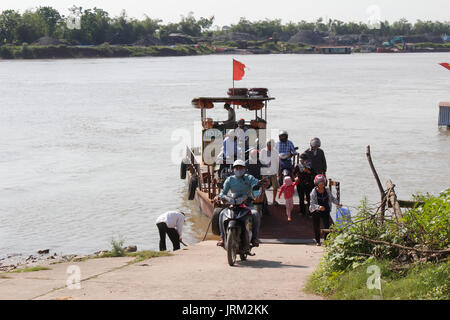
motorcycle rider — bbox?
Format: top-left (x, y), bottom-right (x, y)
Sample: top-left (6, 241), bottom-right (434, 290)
top-left (214, 159), bottom-right (261, 248)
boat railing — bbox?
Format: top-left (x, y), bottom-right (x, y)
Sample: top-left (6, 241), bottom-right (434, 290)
top-left (185, 146), bottom-right (201, 187)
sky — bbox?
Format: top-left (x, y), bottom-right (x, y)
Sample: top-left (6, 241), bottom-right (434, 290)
top-left (1, 0), bottom-right (449, 27)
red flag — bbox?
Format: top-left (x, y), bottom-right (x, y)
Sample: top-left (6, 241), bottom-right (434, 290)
top-left (233, 59), bottom-right (246, 81)
top-left (439, 62), bottom-right (450, 70)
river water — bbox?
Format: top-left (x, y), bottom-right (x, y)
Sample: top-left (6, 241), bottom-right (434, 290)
top-left (0, 53), bottom-right (449, 258)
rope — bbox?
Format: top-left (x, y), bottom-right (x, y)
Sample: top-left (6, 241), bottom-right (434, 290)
top-left (202, 217), bottom-right (213, 241)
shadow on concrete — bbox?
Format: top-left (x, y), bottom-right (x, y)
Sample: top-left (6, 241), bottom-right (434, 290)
top-left (236, 259), bottom-right (308, 269)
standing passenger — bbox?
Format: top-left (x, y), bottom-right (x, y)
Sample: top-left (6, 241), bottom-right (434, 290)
top-left (304, 137), bottom-right (327, 176)
top-left (294, 153), bottom-right (316, 215)
top-left (309, 175), bottom-right (341, 246)
top-left (276, 130), bottom-right (298, 184)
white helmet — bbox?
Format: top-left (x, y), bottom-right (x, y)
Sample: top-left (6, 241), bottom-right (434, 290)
top-left (226, 129), bottom-right (235, 138)
top-left (249, 148), bottom-right (258, 159)
top-left (233, 159), bottom-right (246, 168)
top-left (279, 130), bottom-right (288, 137)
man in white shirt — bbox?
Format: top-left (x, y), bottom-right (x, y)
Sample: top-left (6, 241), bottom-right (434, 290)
top-left (156, 211), bottom-right (185, 251)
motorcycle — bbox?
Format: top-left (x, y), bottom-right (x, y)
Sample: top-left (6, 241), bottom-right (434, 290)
top-left (217, 185), bottom-right (263, 266)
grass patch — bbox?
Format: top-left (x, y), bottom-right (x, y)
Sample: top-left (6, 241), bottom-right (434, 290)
top-left (99, 250), bottom-right (172, 264)
top-left (9, 266), bottom-right (51, 273)
top-left (99, 237), bottom-right (172, 263)
top-left (125, 250), bottom-right (172, 264)
top-left (306, 259), bottom-right (449, 300)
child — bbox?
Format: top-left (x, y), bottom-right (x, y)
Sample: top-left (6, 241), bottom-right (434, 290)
top-left (278, 176), bottom-right (298, 221)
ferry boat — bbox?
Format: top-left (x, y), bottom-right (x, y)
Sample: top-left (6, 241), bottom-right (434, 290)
top-left (180, 88), bottom-right (339, 243)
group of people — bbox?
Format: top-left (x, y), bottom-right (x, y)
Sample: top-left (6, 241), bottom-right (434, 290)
top-left (155, 127), bottom-right (341, 252)
top-left (215, 129), bottom-right (341, 247)
top-left (264, 132), bottom-right (341, 246)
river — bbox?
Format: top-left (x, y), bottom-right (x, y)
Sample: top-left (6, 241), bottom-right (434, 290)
top-left (0, 53), bottom-right (449, 258)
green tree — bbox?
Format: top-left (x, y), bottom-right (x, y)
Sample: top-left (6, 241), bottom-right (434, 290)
top-left (78, 7), bottom-right (110, 44)
top-left (229, 17), bottom-right (256, 35)
top-left (109, 10), bottom-right (135, 44)
top-left (36, 6), bottom-right (61, 36)
top-left (391, 18), bottom-right (412, 36)
top-left (132, 15), bottom-right (161, 39)
top-left (14, 9), bottom-right (48, 43)
top-left (178, 12), bottom-right (214, 37)
top-left (0, 10), bottom-right (21, 43)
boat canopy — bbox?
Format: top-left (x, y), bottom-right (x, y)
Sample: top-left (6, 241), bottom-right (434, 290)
top-left (192, 96), bottom-right (275, 110)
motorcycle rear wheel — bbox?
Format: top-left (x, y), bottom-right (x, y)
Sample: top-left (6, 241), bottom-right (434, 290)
top-left (227, 229), bottom-right (237, 266)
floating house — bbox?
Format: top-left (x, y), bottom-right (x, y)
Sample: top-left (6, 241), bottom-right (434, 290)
top-left (438, 102), bottom-right (450, 127)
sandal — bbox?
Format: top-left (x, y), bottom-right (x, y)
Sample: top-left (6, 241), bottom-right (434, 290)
top-left (216, 240), bottom-right (224, 247)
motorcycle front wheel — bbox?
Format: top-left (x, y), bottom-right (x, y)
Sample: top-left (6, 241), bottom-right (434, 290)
top-left (226, 229), bottom-right (237, 266)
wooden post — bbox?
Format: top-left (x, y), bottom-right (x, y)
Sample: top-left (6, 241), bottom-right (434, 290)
top-left (386, 179), bottom-right (403, 221)
top-left (336, 181), bottom-right (340, 204)
top-left (212, 178), bottom-right (217, 198)
top-left (366, 145), bottom-right (386, 223)
top-left (207, 165), bottom-right (211, 198)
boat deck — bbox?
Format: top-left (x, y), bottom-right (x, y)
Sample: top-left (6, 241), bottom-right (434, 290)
top-left (194, 160), bottom-right (331, 244)
top-left (259, 191), bottom-right (316, 244)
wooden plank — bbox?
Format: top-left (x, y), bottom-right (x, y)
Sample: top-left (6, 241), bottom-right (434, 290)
top-left (386, 179), bottom-right (403, 220)
top-left (387, 200), bottom-right (425, 208)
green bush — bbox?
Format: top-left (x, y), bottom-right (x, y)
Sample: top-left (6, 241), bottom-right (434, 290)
top-left (0, 45), bottom-right (14, 59)
top-left (307, 190), bottom-right (450, 299)
top-left (110, 237), bottom-right (126, 257)
top-left (403, 190), bottom-right (450, 250)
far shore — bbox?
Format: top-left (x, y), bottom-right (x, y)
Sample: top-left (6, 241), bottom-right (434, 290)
top-left (1, 42), bottom-right (450, 60)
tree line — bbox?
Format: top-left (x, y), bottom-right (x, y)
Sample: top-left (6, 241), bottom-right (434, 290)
top-left (1, 6), bottom-right (449, 45)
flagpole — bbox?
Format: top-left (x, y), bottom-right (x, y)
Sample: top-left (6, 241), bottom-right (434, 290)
top-left (232, 59), bottom-right (235, 108)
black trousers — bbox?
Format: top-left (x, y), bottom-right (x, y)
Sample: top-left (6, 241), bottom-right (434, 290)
top-left (311, 211), bottom-right (331, 244)
top-left (156, 222), bottom-right (180, 251)
top-left (296, 184), bottom-right (313, 214)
